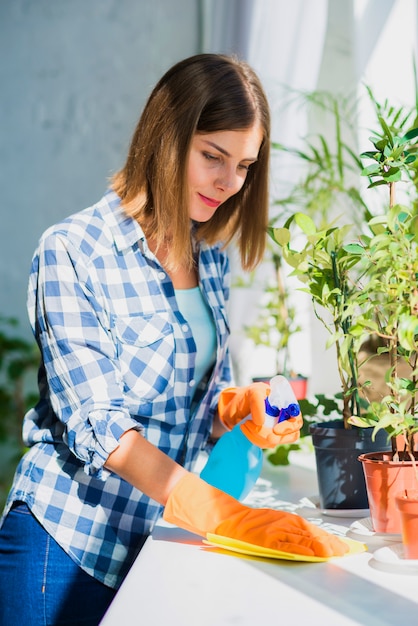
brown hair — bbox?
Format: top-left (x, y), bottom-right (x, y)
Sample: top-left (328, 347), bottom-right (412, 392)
top-left (112, 53), bottom-right (270, 271)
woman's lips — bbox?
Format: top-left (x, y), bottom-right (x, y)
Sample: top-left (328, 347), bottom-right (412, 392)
top-left (198, 193), bottom-right (221, 208)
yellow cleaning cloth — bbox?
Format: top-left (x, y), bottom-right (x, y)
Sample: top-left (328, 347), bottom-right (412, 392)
top-left (204, 533), bottom-right (366, 562)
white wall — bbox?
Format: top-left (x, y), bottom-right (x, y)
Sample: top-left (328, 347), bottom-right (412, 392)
top-left (0, 0), bottom-right (201, 333)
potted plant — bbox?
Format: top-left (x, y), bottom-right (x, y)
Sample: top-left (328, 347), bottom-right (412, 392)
top-left (344, 88), bottom-right (418, 535)
top-left (264, 88), bottom-right (403, 509)
top-left (269, 209), bottom-right (392, 510)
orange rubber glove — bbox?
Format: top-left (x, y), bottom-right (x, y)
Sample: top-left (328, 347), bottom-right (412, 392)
top-left (218, 383), bottom-right (303, 449)
top-left (163, 473), bottom-right (348, 558)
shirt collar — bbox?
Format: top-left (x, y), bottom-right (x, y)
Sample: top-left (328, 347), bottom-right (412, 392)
top-left (100, 189), bottom-right (147, 253)
top-left (100, 190), bottom-right (219, 258)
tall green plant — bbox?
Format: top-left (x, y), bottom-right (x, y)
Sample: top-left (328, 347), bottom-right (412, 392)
top-left (346, 90), bottom-right (418, 460)
top-left (269, 215), bottom-right (366, 427)
top-left (268, 85), bottom-right (418, 440)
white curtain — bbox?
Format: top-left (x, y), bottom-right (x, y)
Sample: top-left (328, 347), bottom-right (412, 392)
top-left (201, 0), bottom-right (417, 395)
top-left (202, 0), bottom-right (329, 386)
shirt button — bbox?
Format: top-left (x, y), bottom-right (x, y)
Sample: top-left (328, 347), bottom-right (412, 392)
top-left (181, 324), bottom-right (189, 333)
top-left (189, 379), bottom-right (196, 388)
top-left (158, 271), bottom-right (166, 280)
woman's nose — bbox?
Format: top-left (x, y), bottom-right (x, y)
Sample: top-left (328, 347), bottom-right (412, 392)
top-left (216, 167), bottom-right (241, 193)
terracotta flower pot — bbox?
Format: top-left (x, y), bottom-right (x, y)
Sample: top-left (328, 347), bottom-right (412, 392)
top-left (395, 490), bottom-right (418, 559)
top-left (359, 451), bottom-right (418, 534)
top-left (288, 376), bottom-right (308, 400)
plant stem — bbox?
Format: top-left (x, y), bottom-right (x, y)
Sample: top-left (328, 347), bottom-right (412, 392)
top-left (389, 180), bottom-right (396, 208)
top-left (388, 181), bottom-right (400, 457)
top-left (330, 251), bottom-right (360, 425)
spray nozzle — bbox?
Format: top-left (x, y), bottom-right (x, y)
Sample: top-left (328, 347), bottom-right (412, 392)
top-left (265, 397), bottom-right (300, 423)
top-left (264, 375), bottom-right (301, 427)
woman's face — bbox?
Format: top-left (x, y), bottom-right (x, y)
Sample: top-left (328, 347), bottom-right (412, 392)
top-left (187, 125), bottom-right (263, 222)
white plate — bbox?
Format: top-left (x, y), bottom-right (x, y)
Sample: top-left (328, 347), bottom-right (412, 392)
top-left (298, 496), bottom-right (370, 518)
top-left (373, 543), bottom-right (418, 572)
top-left (347, 517), bottom-right (401, 542)
top-left (321, 507), bottom-right (370, 518)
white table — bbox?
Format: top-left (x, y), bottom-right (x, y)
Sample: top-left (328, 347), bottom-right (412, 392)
top-left (101, 457), bottom-right (418, 626)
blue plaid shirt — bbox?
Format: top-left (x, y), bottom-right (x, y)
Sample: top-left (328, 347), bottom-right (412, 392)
top-left (2, 190), bottom-right (233, 588)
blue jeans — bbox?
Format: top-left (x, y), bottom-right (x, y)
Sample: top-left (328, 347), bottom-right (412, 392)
top-left (0, 502), bottom-right (117, 625)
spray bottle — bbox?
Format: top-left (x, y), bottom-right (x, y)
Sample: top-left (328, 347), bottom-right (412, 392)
top-left (200, 375), bottom-right (301, 501)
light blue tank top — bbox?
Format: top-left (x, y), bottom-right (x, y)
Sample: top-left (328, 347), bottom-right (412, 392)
top-left (175, 286), bottom-right (217, 389)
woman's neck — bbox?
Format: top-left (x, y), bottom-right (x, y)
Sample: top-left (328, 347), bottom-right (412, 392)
top-left (148, 237), bottom-right (198, 289)
top-left (170, 265), bottom-right (198, 289)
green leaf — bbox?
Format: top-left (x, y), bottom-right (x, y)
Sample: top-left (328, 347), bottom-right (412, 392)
top-left (266, 443), bottom-right (301, 466)
top-left (383, 168), bottom-right (402, 182)
top-left (294, 213), bottom-right (316, 235)
top-left (405, 154), bottom-right (418, 164)
top-left (361, 164), bottom-right (381, 176)
top-left (378, 115), bottom-right (395, 147)
top-left (270, 227), bottom-right (290, 246)
top-left (402, 126), bottom-right (418, 142)
top-left (361, 150), bottom-right (380, 159)
top-left (368, 179), bottom-right (389, 188)
top-left (343, 243), bottom-right (364, 255)
top-left (349, 324), bottom-right (366, 337)
top-left (398, 315), bottom-right (418, 351)
top-left (348, 415), bottom-right (377, 428)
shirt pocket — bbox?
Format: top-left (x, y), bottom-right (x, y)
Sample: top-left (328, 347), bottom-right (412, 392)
top-left (112, 312), bottom-right (175, 401)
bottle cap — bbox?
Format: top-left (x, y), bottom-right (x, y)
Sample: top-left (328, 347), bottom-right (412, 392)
top-left (265, 396), bottom-right (300, 423)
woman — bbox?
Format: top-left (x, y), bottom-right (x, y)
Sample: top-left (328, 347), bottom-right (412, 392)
top-left (0, 54), bottom-right (347, 626)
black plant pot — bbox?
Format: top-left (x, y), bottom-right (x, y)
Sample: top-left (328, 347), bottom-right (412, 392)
top-left (310, 419), bottom-right (391, 511)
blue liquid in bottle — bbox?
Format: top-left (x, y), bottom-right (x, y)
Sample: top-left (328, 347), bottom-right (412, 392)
top-left (200, 423), bottom-right (264, 501)
top-left (200, 375), bottom-right (300, 501)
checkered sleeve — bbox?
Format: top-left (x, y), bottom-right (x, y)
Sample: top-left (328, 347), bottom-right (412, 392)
top-left (28, 229), bottom-right (141, 478)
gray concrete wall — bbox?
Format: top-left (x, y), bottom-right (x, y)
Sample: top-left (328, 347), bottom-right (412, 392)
top-left (0, 0), bottom-right (201, 334)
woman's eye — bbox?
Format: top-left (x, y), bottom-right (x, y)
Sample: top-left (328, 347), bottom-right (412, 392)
top-left (203, 152), bottom-right (220, 163)
top-left (239, 163), bottom-right (250, 172)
